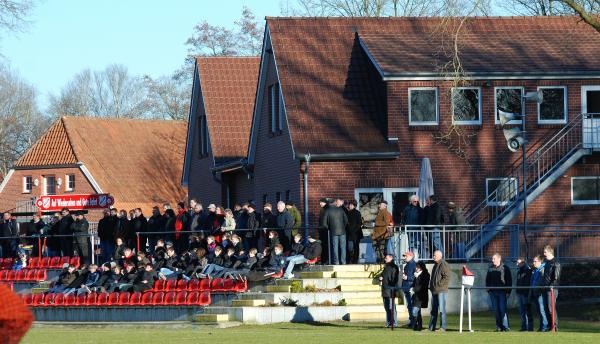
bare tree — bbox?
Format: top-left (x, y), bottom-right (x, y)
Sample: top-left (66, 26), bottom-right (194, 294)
top-left (235, 6), bottom-right (263, 55)
top-left (562, 0), bottom-right (600, 32)
top-left (0, 0), bottom-right (35, 33)
top-left (48, 64), bottom-right (149, 118)
top-left (0, 64), bottom-right (48, 175)
top-left (144, 74), bottom-right (190, 121)
top-left (500, 0), bottom-right (600, 33)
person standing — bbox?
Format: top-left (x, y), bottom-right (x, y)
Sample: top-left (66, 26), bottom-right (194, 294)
top-left (260, 203), bottom-right (277, 251)
top-left (424, 195), bottom-right (444, 257)
top-left (530, 255), bottom-right (549, 332)
top-left (371, 200), bottom-right (393, 263)
top-left (275, 201), bottom-right (294, 250)
top-left (401, 251), bottom-right (417, 328)
top-left (516, 258), bottom-right (534, 331)
top-left (131, 208), bottom-right (148, 251)
top-left (28, 214), bottom-right (45, 256)
top-left (486, 253), bottom-right (512, 332)
top-left (98, 210), bottom-right (116, 264)
top-left (147, 206), bottom-right (166, 254)
top-left (0, 212), bottom-right (18, 258)
top-left (402, 195), bottom-right (424, 259)
top-left (175, 202), bottom-right (191, 253)
top-left (429, 250), bottom-right (450, 332)
top-left (322, 199), bottom-right (348, 265)
top-left (286, 202), bottom-right (302, 237)
top-left (245, 204), bottom-right (261, 251)
top-left (58, 208), bottom-right (74, 257)
top-left (346, 200), bottom-right (363, 264)
top-left (447, 202), bottom-right (466, 259)
top-left (317, 198), bottom-right (329, 264)
top-left (379, 254), bottom-right (399, 328)
top-left (72, 213), bottom-right (90, 264)
top-left (543, 245), bottom-right (560, 331)
top-left (411, 261), bottom-right (430, 331)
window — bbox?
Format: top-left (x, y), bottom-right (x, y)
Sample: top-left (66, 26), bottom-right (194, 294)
top-left (486, 178), bottom-right (518, 206)
top-left (571, 177), bottom-right (600, 205)
top-left (275, 192), bottom-right (281, 203)
top-left (538, 86), bottom-right (567, 124)
top-left (44, 175), bottom-right (56, 195)
top-left (495, 87), bottom-right (524, 124)
top-left (268, 83), bottom-right (282, 134)
top-left (23, 176), bottom-right (32, 193)
top-left (452, 87), bottom-right (482, 125)
top-left (198, 115), bottom-right (209, 157)
top-left (409, 88), bottom-right (438, 125)
top-left (285, 190), bottom-right (290, 203)
top-left (66, 174), bottom-right (75, 191)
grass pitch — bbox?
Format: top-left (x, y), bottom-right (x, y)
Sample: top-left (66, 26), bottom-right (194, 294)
top-left (22, 305), bottom-right (600, 344)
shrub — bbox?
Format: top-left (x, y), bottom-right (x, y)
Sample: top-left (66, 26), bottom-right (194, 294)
top-left (303, 285), bottom-right (317, 292)
top-left (559, 263), bottom-right (600, 300)
top-left (280, 297), bottom-right (299, 307)
top-left (337, 298), bottom-right (347, 306)
top-left (289, 281), bottom-right (303, 293)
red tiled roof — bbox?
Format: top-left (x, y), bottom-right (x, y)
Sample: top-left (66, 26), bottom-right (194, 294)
top-left (15, 116), bottom-right (188, 213)
top-left (358, 16), bottom-right (600, 77)
top-left (196, 57), bottom-right (260, 163)
top-left (266, 16), bottom-right (600, 155)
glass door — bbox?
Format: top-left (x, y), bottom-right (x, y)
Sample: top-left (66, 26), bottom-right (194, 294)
top-left (582, 86), bottom-right (600, 149)
top-left (355, 188), bottom-right (418, 225)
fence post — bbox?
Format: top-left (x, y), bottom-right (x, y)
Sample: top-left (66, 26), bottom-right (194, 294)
top-left (136, 233), bottom-right (141, 253)
top-left (90, 234), bottom-right (95, 265)
top-left (442, 225), bottom-right (446, 258)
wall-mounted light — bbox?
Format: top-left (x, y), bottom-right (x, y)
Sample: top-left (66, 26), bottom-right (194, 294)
top-left (33, 178), bottom-right (39, 187)
top-left (57, 177), bottom-right (63, 187)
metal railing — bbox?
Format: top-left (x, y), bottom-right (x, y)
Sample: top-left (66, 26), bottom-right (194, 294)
top-left (391, 224), bottom-right (600, 262)
top-left (0, 233), bottom-right (97, 264)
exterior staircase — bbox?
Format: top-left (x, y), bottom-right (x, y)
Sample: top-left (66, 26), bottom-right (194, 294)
top-left (465, 113), bottom-right (600, 257)
top-left (195, 264), bottom-right (408, 324)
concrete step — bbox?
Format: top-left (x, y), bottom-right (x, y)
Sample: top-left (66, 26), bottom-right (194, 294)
top-left (334, 271), bottom-right (374, 278)
top-left (339, 284), bottom-right (381, 292)
top-left (31, 287), bottom-right (48, 294)
top-left (311, 264), bottom-right (383, 273)
top-left (344, 298), bottom-right (383, 305)
top-left (300, 271), bottom-right (334, 279)
top-left (266, 285), bottom-right (291, 293)
top-left (340, 291), bottom-right (381, 299)
top-left (194, 314), bottom-right (230, 323)
top-left (231, 299), bottom-right (266, 307)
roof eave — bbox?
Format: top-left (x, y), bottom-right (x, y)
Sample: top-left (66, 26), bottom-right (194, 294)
top-left (295, 152), bottom-right (400, 161)
top-left (381, 71), bottom-right (600, 81)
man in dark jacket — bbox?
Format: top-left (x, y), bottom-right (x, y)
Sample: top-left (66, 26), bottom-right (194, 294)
top-left (175, 202), bottom-right (191, 254)
top-left (275, 201), bottom-right (294, 250)
top-left (322, 200), bottom-right (348, 265)
top-left (245, 204), bottom-right (261, 250)
top-left (486, 253), bottom-right (513, 332)
top-left (57, 208), bottom-right (74, 257)
top-left (131, 208), bottom-right (148, 250)
top-left (72, 213), bottom-right (90, 264)
top-left (402, 195), bottom-right (424, 259)
top-left (401, 251), bottom-right (417, 328)
top-left (0, 212), bottom-right (18, 258)
top-left (543, 245), bottom-right (560, 331)
top-left (283, 234), bottom-right (322, 279)
top-left (133, 263), bottom-right (157, 292)
top-left (411, 261), bottom-right (430, 331)
top-left (516, 258), bottom-right (533, 331)
top-left (98, 210), bottom-right (116, 264)
top-left (424, 195), bottom-right (444, 256)
top-left (380, 254), bottom-right (399, 328)
top-left (147, 206), bottom-right (165, 254)
top-left (345, 200), bottom-right (363, 264)
top-left (286, 202), bottom-right (302, 237)
top-left (429, 250), bottom-right (450, 331)
top-left (317, 198), bottom-right (329, 264)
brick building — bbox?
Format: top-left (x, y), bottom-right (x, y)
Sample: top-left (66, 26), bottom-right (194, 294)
top-left (184, 17), bottom-right (600, 255)
top-left (0, 116), bottom-right (188, 219)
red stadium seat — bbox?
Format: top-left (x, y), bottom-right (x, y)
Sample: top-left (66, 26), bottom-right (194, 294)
top-left (43, 293), bottom-right (55, 305)
top-left (118, 292), bottom-right (130, 305)
top-left (270, 269), bottom-right (284, 279)
top-left (165, 279), bottom-right (177, 291)
top-left (23, 293), bottom-right (34, 306)
top-left (97, 293), bottom-right (109, 306)
top-left (129, 292), bottom-right (142, 306)
top-left (152, 292), bottom-right (164, 305)
top-left (7, 270), bottom-right (17, 281)
top-left (29, 257), bottom-right (40, 268)
top-left (234, 279), bottom-right (248, 292)
top-left (24, 269), bottom-right (35, 281)
top-left (187, 279), bottom-right (199, 291)
top-left (186, 291), bottom-right (199, 305)
top-left (176, 279), bottom-right (188, 291)
top-left (64, 294), bottom-right (76, 306)
top-left (199, 278), bottom-right (210, 291)
top-left (140, 292), bottom-right (153, 305)
top-left (40, 257), bottom-right (51, 268)
top-left (53, 293), bottom-right (65, 306)
top-left (164, 292), bottom-right (177, 305)
top-left (69, 256), bottom-right (80, 268)
top-left (32, 293), bottom-right (45, 307)
top-left (222, 278), bottom-right (235, 291)
top-left (175, 291), bottom-right (187, 305)
top-left (210, 278), bottom-right (224, 291)
top-left (0, 270), bottom-right (8, 281)
top-left (76, 293), bottom-right (87, 306)
top-left (15, 270), bottom-right (27, 281)
top-left (107, 292), bottom-right (120, 306)
top-left (0, 258), bottom-right (13, 269)
top-left (198, 291), bottom-right (211, 306)
top-left (36, 270), bottom-right (47, 281)
top-left (85, 293), bottom-right (98, 306)
top-left (57, 256), bottom-right (68, 268)
top-left (152, 279), bottom-right (165, 292)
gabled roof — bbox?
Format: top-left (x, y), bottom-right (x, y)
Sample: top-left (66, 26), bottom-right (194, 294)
top-left (196, 56), bottom-right (260, 163)
top-left (358, 16), bottom-right (600, 79)
top-left (15, 116), bottom-right (188, 213)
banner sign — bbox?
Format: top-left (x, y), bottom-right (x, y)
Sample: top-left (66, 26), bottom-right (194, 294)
top-left (35, 194), bottom-right (114, 211)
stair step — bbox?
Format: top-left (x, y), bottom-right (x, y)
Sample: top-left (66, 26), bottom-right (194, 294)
top-left (344, 298), bottom-right (383, 305)
top-left (195, 314), bottom-right (230, 322)
top-left (334, 271), bottom-right (374, 278)
top-left (300, 271), bottom-right (334, 279)
top-left (231, 299), bottom-right (266, 307)
top-left (341, 291), bottom-right (381, 299)
top-left (266, 285), bottom-right (291, 293)
top-left (339, 284), bottom-right (381, 292)
top-left (329, 265), bottom-right (383, 273)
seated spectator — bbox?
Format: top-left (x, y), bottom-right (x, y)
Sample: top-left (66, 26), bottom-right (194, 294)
top-left (189, 235), bottom-right (203, 250)
top-left (268, 231), bottom-right (280, 254)
top-left (211, 247), bottom-right (237, 278)
top-left (118, 262), bottom-right (138, 292)
top-left (222, 209), bottom-right (236, 232)
top-left (186, 248), bottom-right (209, 279)
top-left (74, 264), bottom-right (100, 296)
top-left (256, 247), bottom-right (271, 269)
top-left (158, 247), bottom-right (186, 280)
top-left (113, 237), bottom-right (127, 262)
top-left (106, 265), bottom-right (127, 293)
top-left (88, 263), bottom-right (114, 293)
top-left (12, 249), bottom-right (28, 271)
top-left (119, 247), bottom-right (137, 267)
top-left (132, 263), bottom-right (157, 292)
top-left (206, 236), bottom-right (217, 255)
top-left (289, 234), bottom-right (304, 256)
top-left (283, 234), bottom-right (322, 279)
top-left (154, 239), bottom-right (167, 257)
top-left (47, 265), bottom-right (79, 294)
top-left (200, 246), bottom-right (225, 278)
top-left (136, 251), bottom-right (150, 269)
top-left (265, 244), bottom-right (286, 274)
top-left (224, 248), bottom-right (258, 280)
top-left (230, 235), bottom-right (243, 255)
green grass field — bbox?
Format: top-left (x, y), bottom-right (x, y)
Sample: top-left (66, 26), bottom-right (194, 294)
top-left (22, 305), bottom-right (600, 344)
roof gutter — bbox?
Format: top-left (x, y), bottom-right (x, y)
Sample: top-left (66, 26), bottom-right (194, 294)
top-left (295, 152), bottom-right (400, 161)
top-left (381, 72), bottom-right (600, 81)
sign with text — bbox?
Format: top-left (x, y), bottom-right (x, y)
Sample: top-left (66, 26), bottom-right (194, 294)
top-left (35, 194), bottom-right (114, 211)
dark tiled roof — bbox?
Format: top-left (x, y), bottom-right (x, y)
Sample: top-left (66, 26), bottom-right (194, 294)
top-left (196, 57), bottom-right (260, 163)
top-left (15, 116), bottom-right (188, 214)
top-left (358, 16), bottom-right (600, 77)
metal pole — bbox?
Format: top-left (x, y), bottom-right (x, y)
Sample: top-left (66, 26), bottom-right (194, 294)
top-left (460, 285), bottom-right (465, 333)
top-left (303, 154), bottom-right (311, 243)
top-left (90, 234), bottom-right (95, 265)
top-left (522, 115), bottom-right (529, 261)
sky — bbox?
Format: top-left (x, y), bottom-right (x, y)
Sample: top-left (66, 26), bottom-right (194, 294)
top-left (0, 0), bottom-right (280, 109)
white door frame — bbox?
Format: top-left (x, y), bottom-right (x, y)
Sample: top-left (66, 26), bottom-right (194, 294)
top-left (354, 187), bottom-right (418, 211)
top-left (582, 86), bottom-right (600, 149)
